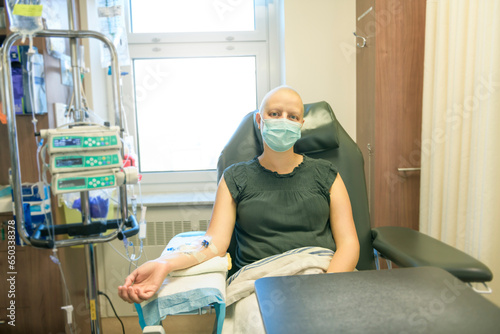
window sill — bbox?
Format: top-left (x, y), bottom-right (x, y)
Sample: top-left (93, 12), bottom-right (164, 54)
top-left (137, 192), bottom-right (216, 207)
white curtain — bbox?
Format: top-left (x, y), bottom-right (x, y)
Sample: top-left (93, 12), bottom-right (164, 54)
top-left (420, 0), bottom-right (500, 306)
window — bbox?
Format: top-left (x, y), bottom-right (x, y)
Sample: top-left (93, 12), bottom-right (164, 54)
top-left (122, 0), bottom-right (282, 193)
top-left (134, 56), bottom-right (257, 172)
top-left (130, 0), bottom-right (255, 33)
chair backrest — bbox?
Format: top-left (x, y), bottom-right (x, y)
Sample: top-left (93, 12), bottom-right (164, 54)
top-left (217, 101), bottom-right (375, 273)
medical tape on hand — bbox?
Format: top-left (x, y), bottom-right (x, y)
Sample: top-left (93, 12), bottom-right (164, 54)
top-left (187, 238), bottom-right (218, 263)
top-left (201, 237), bottom-right (218, 255)
top-left (208, 242), bottom-right (218, 255)
top-left (165, 236), bottom-right (218, 263)
top-left (191, 251), bottom-right (207, 263)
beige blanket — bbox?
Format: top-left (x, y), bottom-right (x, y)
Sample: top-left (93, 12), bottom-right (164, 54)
top-left (222, 247), bottom-right (334, 334)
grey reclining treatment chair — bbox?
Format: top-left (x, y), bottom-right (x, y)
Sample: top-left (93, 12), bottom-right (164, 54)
top-left (217, 101), bottom-right (493, 286)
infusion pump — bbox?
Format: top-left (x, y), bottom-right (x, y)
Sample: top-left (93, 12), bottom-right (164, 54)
top-left (49, 151), bottom-right (123, 173)
top-left (51, 167), bottom-right (138, 194)
top-left (40, 125), bottom-right (138, 195)
top-left (40, 125), bottom-right (122, 154)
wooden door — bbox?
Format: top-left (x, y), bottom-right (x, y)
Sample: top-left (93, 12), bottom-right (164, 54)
top-left (356, 0), bottom-right (426, 231)
top-left (0, 214), bottom-right (66, 333)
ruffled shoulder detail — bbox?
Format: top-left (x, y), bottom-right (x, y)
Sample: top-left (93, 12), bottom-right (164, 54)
top-left (312, 158), bottom-right (339, 199)
top-left (222, 160), bottom-right (251, 202)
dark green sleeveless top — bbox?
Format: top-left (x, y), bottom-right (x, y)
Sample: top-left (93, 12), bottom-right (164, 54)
top-left (223, 155), bottom-right (338, 269)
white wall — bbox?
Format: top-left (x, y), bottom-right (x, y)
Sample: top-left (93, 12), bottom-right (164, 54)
top-left (284, 0), bottom-right (356, 138)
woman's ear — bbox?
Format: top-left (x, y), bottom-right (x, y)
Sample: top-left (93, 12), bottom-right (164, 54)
top-left (255, 112), bottom-right (262, 130)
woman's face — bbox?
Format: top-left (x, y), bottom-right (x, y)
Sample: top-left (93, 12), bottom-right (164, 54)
top-left (257, 89), bottom-right (304, 129)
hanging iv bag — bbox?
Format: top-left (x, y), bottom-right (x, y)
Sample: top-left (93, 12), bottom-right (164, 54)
top-left (5, 0), bottom-right (45, 36)
top-left (97, 0), bottom-right (130, 68)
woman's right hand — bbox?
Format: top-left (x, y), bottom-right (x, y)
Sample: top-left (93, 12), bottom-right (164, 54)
top-left (118, 260), bottom-right (171, 304)
top-left (118, 176), bottom-right (236, 304)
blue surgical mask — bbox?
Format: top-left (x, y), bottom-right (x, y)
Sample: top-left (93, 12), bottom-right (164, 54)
top-left (261, 118), bottom-right (302, 152)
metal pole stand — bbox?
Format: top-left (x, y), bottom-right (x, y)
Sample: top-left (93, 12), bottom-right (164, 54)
top-left (0, 25), bottom-right (137, 334)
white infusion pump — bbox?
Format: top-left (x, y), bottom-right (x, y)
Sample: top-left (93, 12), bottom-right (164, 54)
top-left (51, 167), bottom-right (139, 195)
top-left (49, 150), bottom-right (123, 173)
top-left (40, 125), bottom-right (122, 154)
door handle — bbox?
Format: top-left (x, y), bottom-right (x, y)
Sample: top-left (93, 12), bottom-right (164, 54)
top-left (397, 167), bottom-right (421, 172)
top-left (398, 167), bottom-right (421, 176)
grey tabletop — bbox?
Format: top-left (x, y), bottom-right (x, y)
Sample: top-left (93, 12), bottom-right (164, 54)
top-left (254, 267), bottom-right (500, 334)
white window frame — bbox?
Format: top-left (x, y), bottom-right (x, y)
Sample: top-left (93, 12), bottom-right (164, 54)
top-left (127, 0), bottom-right (268, 44)
top-left (119, 0), bottom-right (284, 195)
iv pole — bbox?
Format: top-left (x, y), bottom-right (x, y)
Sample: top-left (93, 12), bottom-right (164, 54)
top-left (66, 0), bottom-right (101, 332)
top-left (0, 1), bottom-right (138, 333)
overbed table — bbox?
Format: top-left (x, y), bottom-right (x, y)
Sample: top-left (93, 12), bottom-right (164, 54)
top-left (254, 267), bottom-right (500, 334)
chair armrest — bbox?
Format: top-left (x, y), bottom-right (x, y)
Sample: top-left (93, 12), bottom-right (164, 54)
top-left (371, 226), bottom-right (493, 283)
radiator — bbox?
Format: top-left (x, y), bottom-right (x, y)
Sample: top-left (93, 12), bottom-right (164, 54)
top-left (127, 219), bottom-right (210, 247)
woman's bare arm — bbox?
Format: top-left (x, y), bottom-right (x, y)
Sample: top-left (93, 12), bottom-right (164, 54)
top-left (118, 176), bottom-right (236, 303)
top-left (326, 174), bottom-right (360, 273)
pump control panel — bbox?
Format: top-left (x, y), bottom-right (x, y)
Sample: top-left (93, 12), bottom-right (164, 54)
top-left (41, 126), bottom-right (122, 153)
top-left (51, 167), bottom-right (139, 195)
top-left (50, 151), bottom-right (123, 173)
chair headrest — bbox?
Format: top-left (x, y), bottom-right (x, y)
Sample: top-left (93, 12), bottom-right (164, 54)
top-left (253, 101), bottom-right (340, 154)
